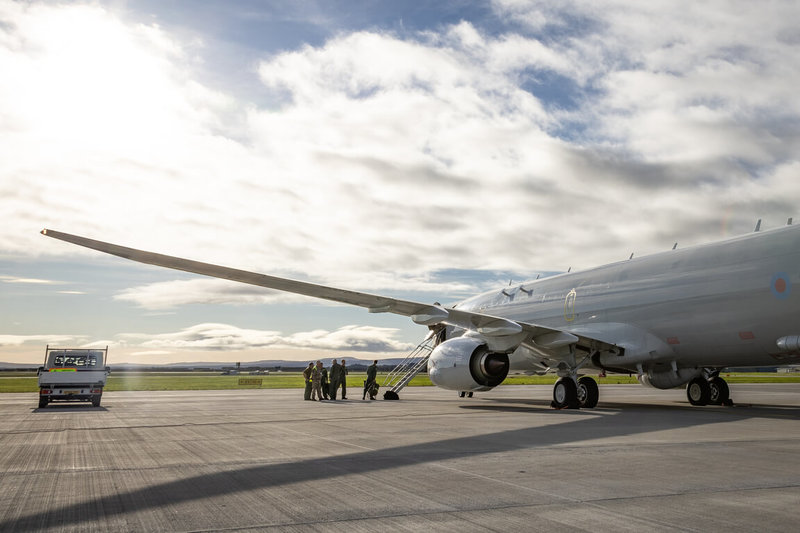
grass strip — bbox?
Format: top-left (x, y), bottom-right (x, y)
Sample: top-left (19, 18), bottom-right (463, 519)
top-left (2, 372), bottom-right (800, 393)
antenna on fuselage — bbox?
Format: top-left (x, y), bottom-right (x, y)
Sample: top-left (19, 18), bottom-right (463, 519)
top-left (567, 267), bottom-right (571, 273)
top-left (788, 218), bottom-right (793, 226)
top-left (629, 253), bottom-right (634, 260)
top-left (754, 219), bottom-right (762, 232)
top-left (672, 242), bottom-right (678, 250)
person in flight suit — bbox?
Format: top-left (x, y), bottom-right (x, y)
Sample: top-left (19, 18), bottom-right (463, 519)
top-left (310, 361), bottom-right (323, 401)
top-left (339, 359), bottom-right (348, 399)
top-left (320, 362), bottom-right (330, 400)
top-left (328, 358), bottom-right (341, 400)
top-left (302, 362), bottom-right (313, 400)
top-left (363, 360), bottom-right (378, 400)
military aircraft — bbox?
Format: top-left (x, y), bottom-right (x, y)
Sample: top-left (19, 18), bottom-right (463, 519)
top-left (41, 223), bottom-right (800, 408)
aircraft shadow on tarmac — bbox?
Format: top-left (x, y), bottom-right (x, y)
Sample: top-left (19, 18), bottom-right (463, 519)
top-left (0, 404), bottom-right (774, 531)
top-left (463, 397), bottom-right (800, 421)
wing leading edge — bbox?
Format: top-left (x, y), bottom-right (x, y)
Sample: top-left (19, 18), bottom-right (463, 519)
top-left (40, 229), bottom-right (615, 357)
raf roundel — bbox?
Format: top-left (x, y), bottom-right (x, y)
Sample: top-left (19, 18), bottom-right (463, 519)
top-left (771, 272), bottom-right (791, 300)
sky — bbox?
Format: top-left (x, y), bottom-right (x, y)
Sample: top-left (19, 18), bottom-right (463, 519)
top-left (1, 0), bottom-right (799, 365)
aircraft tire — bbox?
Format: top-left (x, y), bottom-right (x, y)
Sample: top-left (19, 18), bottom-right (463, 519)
top-left (459, 391), bottom-right (466, 398)
top-left (577, 376), bottom-right (599, 408)
top-left (383, 390), bottom-right (399, 401)
top-left (708, 376), bottom-right (730, 405)
top-left (686, 377), bottom-right (711, 406)
top-left (553, 377), bottom-right (579, 409)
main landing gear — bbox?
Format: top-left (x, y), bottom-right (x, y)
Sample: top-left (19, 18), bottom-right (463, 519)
top-left (552, 376), bottom-right (599, 409)
top-left (686, 375), bottom-right (732, 406)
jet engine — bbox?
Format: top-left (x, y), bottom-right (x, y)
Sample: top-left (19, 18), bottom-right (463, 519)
top-left (427, 336), bottom-right (510, 392)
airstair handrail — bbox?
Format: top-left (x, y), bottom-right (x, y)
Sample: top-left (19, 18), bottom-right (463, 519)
top-left (382, 332), bottom-right (436, 394)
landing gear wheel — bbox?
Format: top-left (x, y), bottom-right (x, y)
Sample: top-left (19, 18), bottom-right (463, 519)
top-left (708, 376), bottom-right (729, 405)
top-left (577, 376), bottom-right (599, 408)
top-left (687, 376), bottom-right (711, 406)
top-left (459, 391), bottom-right (466, 398)
top-left (552, 377), bottom-right (579, 409)
top-left (467, 392), bottom-right (473, 398)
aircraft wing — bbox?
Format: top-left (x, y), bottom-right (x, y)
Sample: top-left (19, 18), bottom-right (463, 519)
top-left (40, 229), bottom-right (616, 356)
top-left (41, 229), bottom-right (431, 315)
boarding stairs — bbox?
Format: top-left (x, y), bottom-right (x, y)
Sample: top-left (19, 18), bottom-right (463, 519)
top-left (382, 332), bottom-right (436, 400)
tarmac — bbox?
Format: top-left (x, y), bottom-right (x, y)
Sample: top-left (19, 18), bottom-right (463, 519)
top-left (1, 383), bottom-right (800, 532)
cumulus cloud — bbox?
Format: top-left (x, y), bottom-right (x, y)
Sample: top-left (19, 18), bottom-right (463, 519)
top-left (0, 276), bottom-right (58, 284)
top-left (113, 273), bottom-right (481, 310)
top-left (493, 1), bottom-right (800, 160)
top-left (4, 1), bottom-right (799, 277)
top-left (247, 4), bottom-right (800, 270)
top-left (120, 323), bottom-right (414, 352)
top-left (0, 334), bottom-right (86, 347)
top-left (114, 279), bottom-right (305, 309)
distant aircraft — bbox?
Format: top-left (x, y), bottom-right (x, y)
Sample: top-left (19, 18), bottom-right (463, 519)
top-left (41, 223), bottom-right (800, 408)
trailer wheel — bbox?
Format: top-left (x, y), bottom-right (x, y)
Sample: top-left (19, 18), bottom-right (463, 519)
top-left (38, 396), bottom-right (48, 408)
top-left (92, 394), bottom-right (102, 407)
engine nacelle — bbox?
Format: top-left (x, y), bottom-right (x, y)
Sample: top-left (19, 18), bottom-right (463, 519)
top-left (638, 367), bottom-right (702, 389)
top-left (427, 336), bottom-right (510, 392)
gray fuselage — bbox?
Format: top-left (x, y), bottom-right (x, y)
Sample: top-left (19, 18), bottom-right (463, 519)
top-left (455, 225), bottom-right (800, 374)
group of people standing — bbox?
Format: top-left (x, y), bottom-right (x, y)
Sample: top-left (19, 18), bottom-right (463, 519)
top-left (302, 359), bottom-right (379, 401)
top-left (303, 358), bottom-right (347, 401)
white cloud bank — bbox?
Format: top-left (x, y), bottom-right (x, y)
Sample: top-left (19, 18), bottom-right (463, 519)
top-left (113, 274), bottom-right (481, 310)
top-left (0, 276), bottom-right (58, 284)
top-left (2, 1), bottom-right (798, 280)
top-left (0, 334), bottom-right (86, 347)
top-left (121, 323), bottom-right (414, 353)
top-left (0, 323), bottom-right (413, 360)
